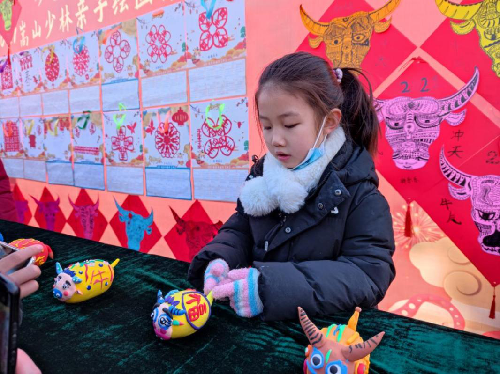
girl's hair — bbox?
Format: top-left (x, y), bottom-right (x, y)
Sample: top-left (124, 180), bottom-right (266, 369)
top-left (255, 51), bottom-right (379, 156)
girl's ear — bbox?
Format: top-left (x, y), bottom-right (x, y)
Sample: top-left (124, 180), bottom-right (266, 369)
top-left (324, 108), bottom-right (342, 135)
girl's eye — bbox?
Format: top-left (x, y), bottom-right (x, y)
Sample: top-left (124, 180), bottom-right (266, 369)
top-left (285, 124), bottom-right (298, 129)
top-left (263, 126), bottom-right (271, 130)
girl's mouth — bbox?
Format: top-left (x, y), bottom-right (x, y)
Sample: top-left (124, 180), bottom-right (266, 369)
top-left (276, 153), bottom-right (290, 161)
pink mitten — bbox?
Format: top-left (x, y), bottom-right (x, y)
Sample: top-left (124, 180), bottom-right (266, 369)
top-left (212, 268), bottom-right (263, 318)
top-left (203, 259), bottom-right (230, 295)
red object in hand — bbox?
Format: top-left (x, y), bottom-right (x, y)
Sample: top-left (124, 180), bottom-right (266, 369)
top-left (9, 238), bottom-right (54, 266)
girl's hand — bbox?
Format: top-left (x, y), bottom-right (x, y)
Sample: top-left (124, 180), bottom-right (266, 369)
top-left (0, 245), bottom-right (42, 299)
top-left (204, 259), bottom-right (229, 295)
top-left (212, 268), bottom-right (263, 318)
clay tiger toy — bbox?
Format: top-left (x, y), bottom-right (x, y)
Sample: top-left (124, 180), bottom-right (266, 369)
top-left (9, 239), bottom-right (54, 266)
top-left (152, 289), bottom-right (213, 340)
top-left (53, 259), bottom-right (120, 303)
top-left (299, 307), bottom-right (385, 374)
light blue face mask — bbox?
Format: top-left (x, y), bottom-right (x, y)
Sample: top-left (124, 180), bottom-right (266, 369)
top-left (291, 117), bottom-right (327, 171)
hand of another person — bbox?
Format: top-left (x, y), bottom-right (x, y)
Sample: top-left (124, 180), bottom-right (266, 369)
top-left (0, 245), bottom-right (42, 299)
top-left (16, 349), bottom-right (41, 374)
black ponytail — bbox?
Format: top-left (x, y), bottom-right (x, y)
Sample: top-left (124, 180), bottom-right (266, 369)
top-left (339, 68), bottom-right (379, 156)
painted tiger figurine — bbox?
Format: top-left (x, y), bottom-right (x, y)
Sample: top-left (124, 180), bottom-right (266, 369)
top-left (299, 307), bottom-right (385, 374)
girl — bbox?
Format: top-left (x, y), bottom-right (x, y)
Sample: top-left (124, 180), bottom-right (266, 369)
top-left (188, 51), bottom-right (395, 321)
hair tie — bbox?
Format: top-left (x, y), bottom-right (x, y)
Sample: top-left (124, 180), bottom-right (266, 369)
top-left (334, 68), bottom-right (343, 83)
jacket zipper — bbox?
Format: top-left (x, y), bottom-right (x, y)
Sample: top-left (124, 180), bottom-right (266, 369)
top-left (264, 213), bottom-right (287, 252)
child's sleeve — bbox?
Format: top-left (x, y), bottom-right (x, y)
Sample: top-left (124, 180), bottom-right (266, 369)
top-left (188, 199), bottom-right (254, 291)
top-left (253, 189), bottom-right (395, 321)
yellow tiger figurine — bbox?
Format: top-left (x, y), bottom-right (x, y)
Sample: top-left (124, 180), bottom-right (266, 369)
top-left (152, 289), bottom-right (213, 340)
top-left (52, 259), bottom-right (120, 303)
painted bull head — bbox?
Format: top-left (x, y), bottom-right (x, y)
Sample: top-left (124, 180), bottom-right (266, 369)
top-left (15, 200), bottom-right (28, 223)
top-left (170, 207), bottom-right (222, 261)
top-left (299, 307), bottom-right (384, 374)
top-left (52, 263), bottom-right (83, 302)
top-left (300, 0), bottom-right (401, 68)
top-left (115, 199), bottom-right (153, 250)
top-left (376, 68), bottom-right (479, 170)
top-left (31, 196), bottom-right (61, 231)
top-left (69, 197), bottom-right (99, 240)
top-left (0, 0), bottom-right (13, 31)
top-left (440, 149), bottom-right (500, 255)
top-left (436, 0), bottom-right (500, 77)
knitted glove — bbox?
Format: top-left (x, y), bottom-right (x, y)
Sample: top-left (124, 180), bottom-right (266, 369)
top-left (212, 268), bottom-right (263, 318)
top-left (203, 259), bottom-right (230, 295)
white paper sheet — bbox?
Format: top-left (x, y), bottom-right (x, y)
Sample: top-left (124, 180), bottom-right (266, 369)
top-left (23, 159), bottom-right (46, 182)
top-left (46, 161), bottom-right (74, 185)
top-left (74, 163), bottom-right (105, 190)
top-left (0, 97), bottom-right (19, 118)
top-left (145, 168), bottom-right (191, 199)
top-left (193, 168), bottom-right (247, 202)
top-left (69, 85), bottom-right (101, 113)
top-left (1, 157), bottom-right (23, 178)
top-left (107, 166), bottom-right (144, 195)
top-left (102, 79), bottom-right (140, 111)
top-left (141, 70), bottom-right (187, 108)
top-left (42, 91), bottom-right (69, 115)
top-left (19, 95), bottom-right (42, 117)
top-left (189, 59), bottom-right (246, 102)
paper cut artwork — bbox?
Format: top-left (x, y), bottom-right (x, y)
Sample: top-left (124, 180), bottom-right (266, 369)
top-left (185, 0), bottom-right (246, 67)
top-left (137, 3), bottom-right (186, 76)
top-left (68, 31), bottom-right (100, 87)
top-left (190, 97), bottom-right (248, 168)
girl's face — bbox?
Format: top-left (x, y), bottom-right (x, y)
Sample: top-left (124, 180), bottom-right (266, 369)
top-left (258, 86), bottom-right (337, 169)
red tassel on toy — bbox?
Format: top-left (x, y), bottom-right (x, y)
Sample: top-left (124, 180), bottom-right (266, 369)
top-left (490, 287), bottom-right (496, 319)
top-left (404, 203), bottom-right (413, 238)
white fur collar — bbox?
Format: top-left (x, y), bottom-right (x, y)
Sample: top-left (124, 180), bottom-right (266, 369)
top-left (240, 126), bottom-right (346, 216)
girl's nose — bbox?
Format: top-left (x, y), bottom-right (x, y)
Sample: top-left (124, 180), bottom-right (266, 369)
top-left (271, 131), bottom-right (286, 147)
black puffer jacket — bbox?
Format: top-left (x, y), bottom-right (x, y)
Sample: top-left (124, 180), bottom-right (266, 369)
top-left (188, 141), bottom-right (395, 321)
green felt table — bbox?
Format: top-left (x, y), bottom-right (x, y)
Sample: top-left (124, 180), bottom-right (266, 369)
top-left (1, 219), bottom-right (499, 374)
